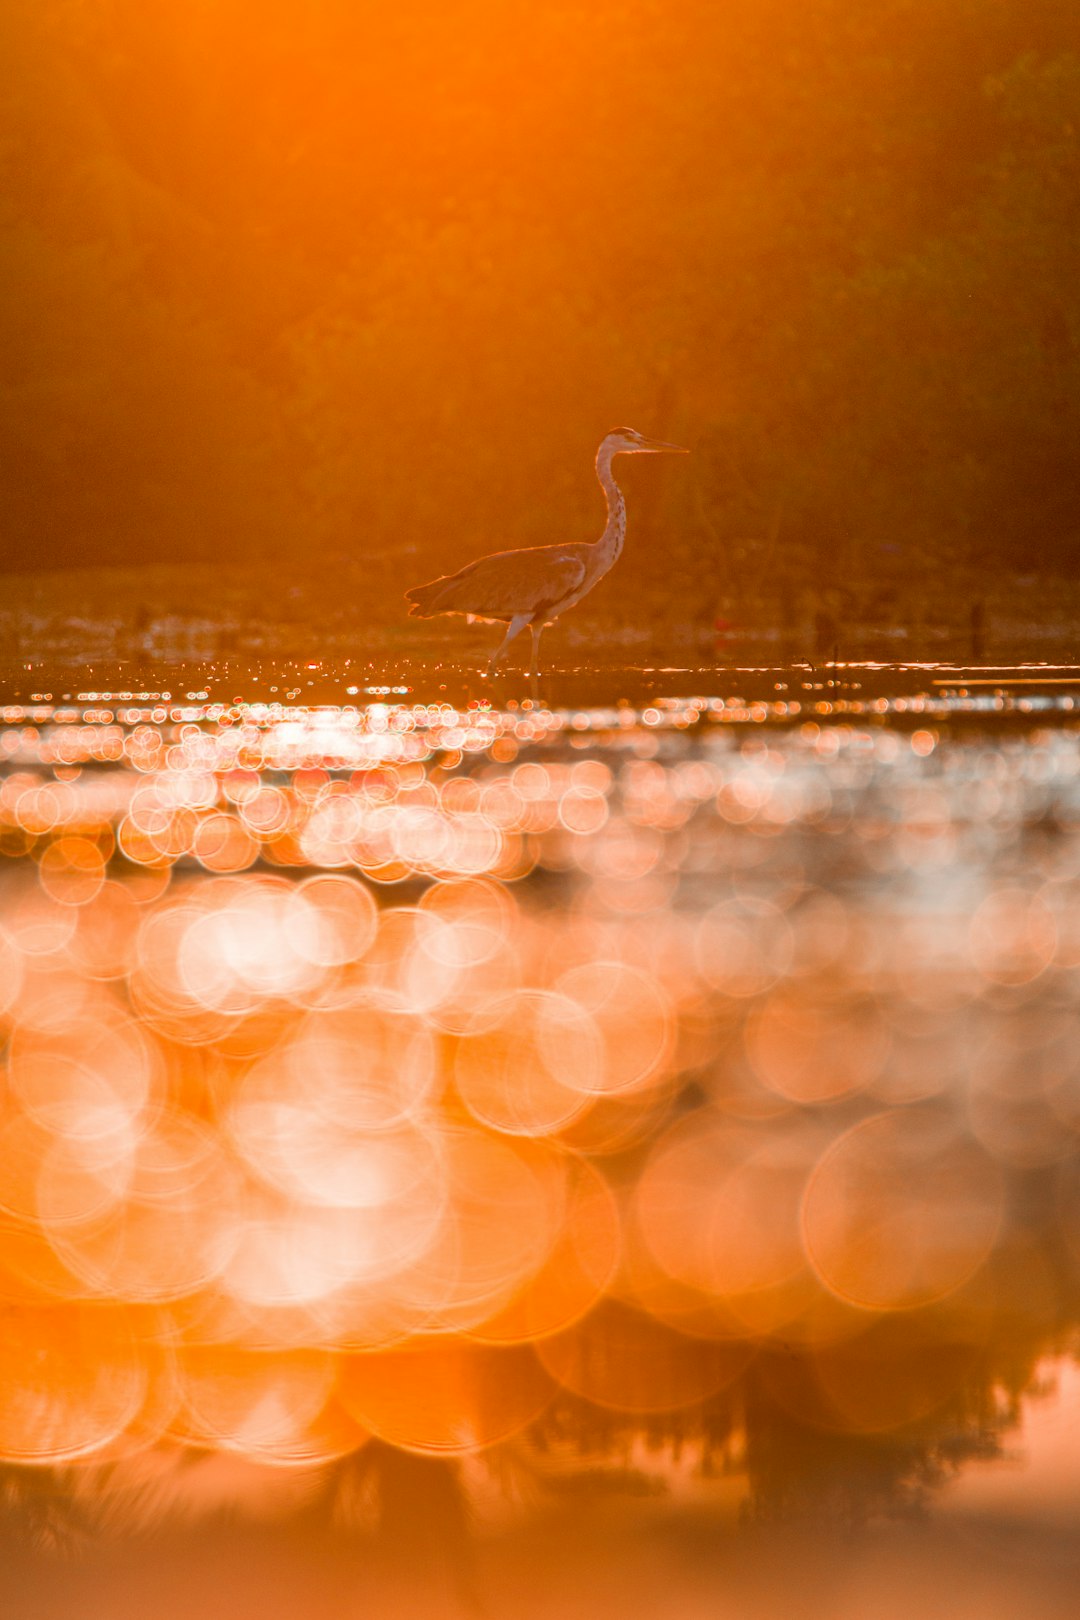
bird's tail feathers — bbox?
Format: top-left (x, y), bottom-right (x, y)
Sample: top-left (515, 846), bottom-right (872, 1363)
top-left (404, 578), bottom-right (453, 617)
top-left (404, 584), bottom-right (437, 618)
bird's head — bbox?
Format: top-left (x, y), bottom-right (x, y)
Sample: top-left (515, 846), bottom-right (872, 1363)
top-left (602, 426), bottom-right (689, 456)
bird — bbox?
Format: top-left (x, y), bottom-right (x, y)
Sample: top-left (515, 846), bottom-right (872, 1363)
top-left (404, 427), bottom-right (689, 676)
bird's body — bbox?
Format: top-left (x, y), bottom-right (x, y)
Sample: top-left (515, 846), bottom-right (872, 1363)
top-left (405, 427), bottom-right (687, 675)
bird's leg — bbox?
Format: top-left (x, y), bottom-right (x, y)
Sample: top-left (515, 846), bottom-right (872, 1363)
top-left (487, 614), bottom-right (530, 676)
top-left (528, 624), bottom-right (543, 703)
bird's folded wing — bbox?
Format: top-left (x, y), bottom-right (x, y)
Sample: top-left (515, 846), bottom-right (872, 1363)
top-left (423, 548), bottom-right (587, 617)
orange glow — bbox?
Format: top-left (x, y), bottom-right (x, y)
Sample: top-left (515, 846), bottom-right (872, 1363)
top-left (4, 0), bottom-right (1080, 1579)
top-left (0, 1302), bottom-right (146, 1465)
top-left (173, 1344), bottom-right (364, 1467)
top-left (0, 698), bottom-right (1078, 1499)
top-left (338, 1340), bottom-right (555, 1454)
top-left (802, 1110), bottom-right (1005, 1311)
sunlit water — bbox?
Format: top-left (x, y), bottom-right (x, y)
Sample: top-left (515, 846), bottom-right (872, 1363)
top-left (3, 671), bottom-right (1080, 1616)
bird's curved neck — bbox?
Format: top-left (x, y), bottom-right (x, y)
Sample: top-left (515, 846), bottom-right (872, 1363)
top-left (593, 445), bottom-right (626, 568)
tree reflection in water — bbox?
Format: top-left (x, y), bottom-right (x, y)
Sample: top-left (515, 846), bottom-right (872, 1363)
top-left (0, 1280), bottom-right (1067, 1550)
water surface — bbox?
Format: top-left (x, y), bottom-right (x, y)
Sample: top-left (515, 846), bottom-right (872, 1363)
top-left (2, 665), bottom-right (1079, 1616)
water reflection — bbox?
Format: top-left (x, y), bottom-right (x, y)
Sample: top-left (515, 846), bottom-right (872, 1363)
top-left (1, 692), bottom-right (1080, 1593)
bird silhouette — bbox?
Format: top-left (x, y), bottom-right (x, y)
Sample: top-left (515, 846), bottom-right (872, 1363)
top-left (405, 427), bottom-right (688, 675)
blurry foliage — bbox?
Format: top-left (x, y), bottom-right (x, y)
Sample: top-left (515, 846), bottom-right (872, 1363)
top-left (1, 0), bottom-right (1080, 623)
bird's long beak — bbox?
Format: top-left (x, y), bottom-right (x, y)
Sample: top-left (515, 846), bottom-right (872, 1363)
top-left (639, 436), bottom-right (689, 453)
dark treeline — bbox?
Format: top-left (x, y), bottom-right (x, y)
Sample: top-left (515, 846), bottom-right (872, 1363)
top-left (2, 0), bottom-right (1080, 624)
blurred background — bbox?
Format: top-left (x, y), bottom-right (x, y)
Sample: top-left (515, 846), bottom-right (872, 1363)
top-left (3, 0), bottom-right (1080, 662)
top-left (6, 11), bottom-right (1080, 1609)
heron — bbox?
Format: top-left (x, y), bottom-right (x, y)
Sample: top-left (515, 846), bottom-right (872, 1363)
top-left (404, 427), bottom-right (689, 675)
